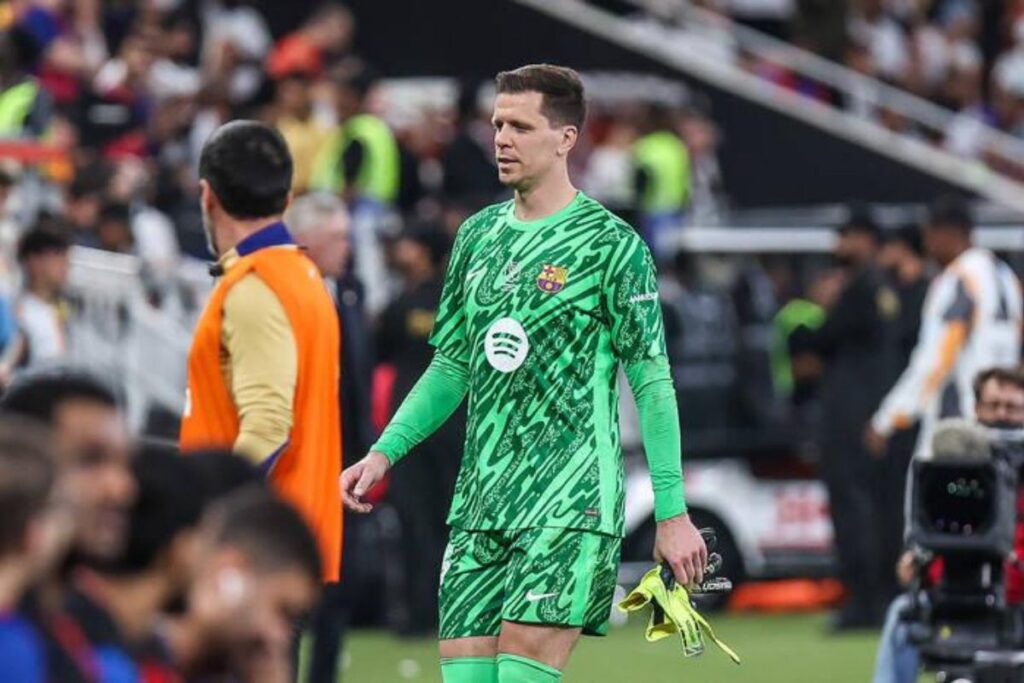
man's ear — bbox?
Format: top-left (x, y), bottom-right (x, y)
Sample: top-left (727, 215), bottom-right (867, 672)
top-left (558, 125), bottom-right (579, 157)
top-left (199, 179), bottom-right (216, 215)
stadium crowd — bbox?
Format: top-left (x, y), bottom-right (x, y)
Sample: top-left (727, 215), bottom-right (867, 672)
top-left (636, 0), bottom-right (1024, 171)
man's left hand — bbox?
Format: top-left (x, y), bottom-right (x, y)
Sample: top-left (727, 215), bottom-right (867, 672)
top-left (654, 513), bottom-right (708, 587)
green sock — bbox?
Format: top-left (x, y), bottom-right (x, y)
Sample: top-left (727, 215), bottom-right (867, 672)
top-left (496, 654), bottom-right (562, 683)
top-left (441, 657), bottom-right (499, 683)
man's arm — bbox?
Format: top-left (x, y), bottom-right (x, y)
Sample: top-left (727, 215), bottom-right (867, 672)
top-left (605, 232), bottom-right (706, 584)
top-left (221, 274), bottom-right (297, 469)
top-left (371, 351), bottom-right (469, 465)
top-left (870, 276), bottom-right (971, 443)
top-left (623, 357), bottom-right (685, 520)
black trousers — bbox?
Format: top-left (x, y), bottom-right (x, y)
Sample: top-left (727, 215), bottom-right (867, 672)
top-left (821, 437), bottom-right (886, 613)
top-left (387, 432), bottom-right (461, 635)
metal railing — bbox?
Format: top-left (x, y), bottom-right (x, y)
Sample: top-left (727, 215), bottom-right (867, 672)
top-left (621, 0), bottom-right (1024, 165)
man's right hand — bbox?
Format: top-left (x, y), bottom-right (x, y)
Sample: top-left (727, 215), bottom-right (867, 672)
top-left (340, 451), bottom-right (391, 513)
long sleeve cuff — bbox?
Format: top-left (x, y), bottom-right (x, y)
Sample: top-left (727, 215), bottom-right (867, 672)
top-left (371, 351), bottom-right (470, 465)
top-left (624, 356), bottom-right (687, 521)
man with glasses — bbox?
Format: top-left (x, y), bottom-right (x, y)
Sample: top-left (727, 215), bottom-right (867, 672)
top-left (873, 367), bottom-right (1024, 683)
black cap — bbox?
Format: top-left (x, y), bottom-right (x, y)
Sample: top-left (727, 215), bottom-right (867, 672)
top-left (838, 203), bottom-right (881, 240)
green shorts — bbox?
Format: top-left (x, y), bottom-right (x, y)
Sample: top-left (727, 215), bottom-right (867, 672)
top-left (438, 526), bottom-right (621, 640)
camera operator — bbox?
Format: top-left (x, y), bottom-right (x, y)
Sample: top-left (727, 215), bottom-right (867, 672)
top-left (872, 367), bottom-right (1024, 683)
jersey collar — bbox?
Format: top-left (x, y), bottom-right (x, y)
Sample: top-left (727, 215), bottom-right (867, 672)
top-left (235, 221), bottom-right (295, 256)
top-left (216, 222), bottom-right (296, 274)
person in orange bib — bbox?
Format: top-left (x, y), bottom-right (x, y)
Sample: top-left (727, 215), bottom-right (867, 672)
top-left (179, 120), bottom-right (342, 583)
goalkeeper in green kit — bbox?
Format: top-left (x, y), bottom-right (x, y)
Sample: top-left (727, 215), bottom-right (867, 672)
top-left (341, 64), bottom-right (706, 683)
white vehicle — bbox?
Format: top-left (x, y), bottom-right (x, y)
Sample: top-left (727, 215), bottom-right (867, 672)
top-left (619, 453), bottom-right (835, 604)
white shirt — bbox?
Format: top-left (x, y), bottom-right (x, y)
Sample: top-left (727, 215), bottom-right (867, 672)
top-left (872, 247), bottom-right (1022, 452)
top-left (16, 292), bottom-right (66, 367)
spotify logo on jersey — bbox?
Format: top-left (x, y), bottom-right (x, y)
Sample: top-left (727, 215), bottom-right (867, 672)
top-left (484, 317), bottom-right (530, 373)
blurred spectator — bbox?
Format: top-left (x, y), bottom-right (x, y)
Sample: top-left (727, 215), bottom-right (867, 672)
top-left (97, 201), bottom-right (133, 253)
top-left (288, 191), bottom-right (370, 682)
top-left (14, 225), bottom-right (71, 371)
top-left (793, 0), bottom-right (848, 61)
top-left (441, 81), bottom-right (505, 225)
top-left (65, 446), bottom-right (204, 681)
top-left (867, 196), bottom-right (1023, 456)
top-left (313, 63), bottom-right (400, 315)
top-left (879, 224), bottom-right (930, 367)
top-left (62, 165), bottom-right (108, 248)
top-left (660, 250), bottom-right (741, 439)
top-left (805, 207), bottom-right (899, 630)
top-left (678, 107), bottom-right (724, 225)
top-left (200, 0), bottom-right (272, 106)
top-left (581, 115), bottom-right (637, 219)
top-left (632, 104), bottom-right (690, 262)
top-left (876, 224), bottom-right (929, 604)
top-left (375, 223), bottom-right (462, 636)
top-left (848, 0), bottom-right (909, 83)
top-left (76, 32), bottom-right (153, 158)
top-left (0, 26), bottom-right (52, 138)
top-left (271, 72), bottom-right (334, 193)
top-left (268, 2), bottom-right (354, 81)
top-left (312, 63), bottom-right (401, 208)
top-left (169, 488), bottom-right (321, 682)
top-left (0, 420), bottom-right (56, 683)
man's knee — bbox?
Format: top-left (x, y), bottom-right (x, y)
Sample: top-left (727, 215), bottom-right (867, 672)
top-left (497, 622), bottom-right (580, 671)
top-left (441, 636), bottom-right (499, 660)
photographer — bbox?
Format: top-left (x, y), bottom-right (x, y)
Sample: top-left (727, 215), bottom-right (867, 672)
top-left (873, 367), bottom-right (1024, 683)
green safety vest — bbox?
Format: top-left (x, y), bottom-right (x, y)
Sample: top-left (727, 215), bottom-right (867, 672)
top-left (771, 298), bottom-right (825, 397)
top-left (311, 113), bottom-right (400, 203)
top-left (0, 80), bottom-right (38, 137)
top-left (633, 131), bottom-right (690, 212)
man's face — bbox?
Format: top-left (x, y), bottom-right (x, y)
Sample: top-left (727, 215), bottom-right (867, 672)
top-left (52, 399), bottom-right (135, 562)
top-left (26, 250), bottom-right (70, 294)
top-left (923, 223), bottom-right (961, 266)
top-left (835, 230), bottom-right (876, 268)
top-left (297, 211), bottom-right (350, 279)
top-left (492, 91), bottom-right (574, 191)
top-left (393, 238), bottom-right (431, 281)
top-left (187, 552), bottom-right (318, 674)
top-left (975, 379), bottom-right (1024, 428)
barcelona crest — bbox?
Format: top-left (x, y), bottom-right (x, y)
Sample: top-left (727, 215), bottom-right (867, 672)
top-left (536, 264), bottom-right (568, 293)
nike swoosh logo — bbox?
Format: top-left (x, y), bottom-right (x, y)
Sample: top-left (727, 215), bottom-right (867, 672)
top-left (525, 591), bottom-right (559, 602)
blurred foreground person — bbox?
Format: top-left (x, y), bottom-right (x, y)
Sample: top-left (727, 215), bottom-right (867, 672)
top-left (0, 420), bottom-right (57, 683)
top-left (169, 488), bottom-right (322, 682)
top-left (65, 447), bottom-right (205, 682)
top-left (1, 372), bottom-right (136, 681)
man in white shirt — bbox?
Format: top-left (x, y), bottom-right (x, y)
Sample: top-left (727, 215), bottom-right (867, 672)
top-left (866, 197), bottom-right (1023, 457)
top-left (14, 226), bottom-right (71, 370)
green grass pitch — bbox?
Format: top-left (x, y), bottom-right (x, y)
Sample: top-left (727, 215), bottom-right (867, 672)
top-left (334, 613), bottom-right (884, 682)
